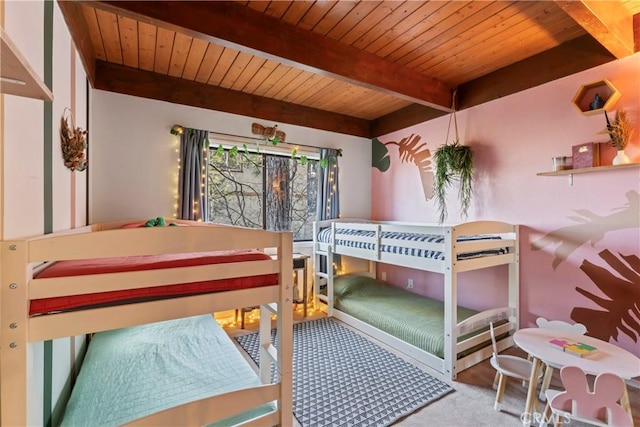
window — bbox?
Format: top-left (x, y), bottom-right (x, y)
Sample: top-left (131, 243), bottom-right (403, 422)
top-left (207, 137), bottom-right (318, 241)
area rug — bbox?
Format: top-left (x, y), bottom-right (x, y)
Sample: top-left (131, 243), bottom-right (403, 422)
top-left (234, 318), bottom-right (454, 427)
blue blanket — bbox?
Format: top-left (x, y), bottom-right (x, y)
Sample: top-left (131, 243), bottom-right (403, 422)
top-left (61, 314), bottom-right (275, 426)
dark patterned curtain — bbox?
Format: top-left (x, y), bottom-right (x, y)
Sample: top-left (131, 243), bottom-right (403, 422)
top-left (177, 128), bottom-right (209, 221)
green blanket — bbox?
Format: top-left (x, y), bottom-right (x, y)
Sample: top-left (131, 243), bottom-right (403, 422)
top-left (334, 275), bottom-right (479, 359)
top-left (61, 314), bottom-right (275, 426)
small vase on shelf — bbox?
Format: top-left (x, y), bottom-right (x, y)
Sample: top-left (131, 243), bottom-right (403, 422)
top-left (612, 150), bottom-right (630, 165)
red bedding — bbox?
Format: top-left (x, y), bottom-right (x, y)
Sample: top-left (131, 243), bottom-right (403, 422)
top-left (31, 249), bottom-right (278, 316)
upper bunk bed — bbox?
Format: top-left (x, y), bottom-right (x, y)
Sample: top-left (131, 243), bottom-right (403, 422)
top-left (0, 219), bottom-right (294, 426)
top-left (312, 218), bottom-right (519, 380)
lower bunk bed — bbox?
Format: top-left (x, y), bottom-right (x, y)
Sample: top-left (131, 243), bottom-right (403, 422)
top-left (1, 219), bottom-right (294, 426)
top-left (313, 219), bottom-right (519, 380)
top-left (61, 314), bottom-right (274, 426)
top-left (329, 275), bottom-right (514, 367)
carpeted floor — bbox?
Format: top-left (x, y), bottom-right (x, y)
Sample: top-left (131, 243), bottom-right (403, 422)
top-left (235, 317), bottom-right (453, 427)
top-left (225, 311), bottom-right (640, 426)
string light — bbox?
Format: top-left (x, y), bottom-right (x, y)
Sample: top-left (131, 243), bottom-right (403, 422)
top-left (173, 130), bottom-right (181, 218)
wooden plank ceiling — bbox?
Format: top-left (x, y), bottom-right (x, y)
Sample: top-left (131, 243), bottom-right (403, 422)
top-left (59, 1), bottom-right (639, 138)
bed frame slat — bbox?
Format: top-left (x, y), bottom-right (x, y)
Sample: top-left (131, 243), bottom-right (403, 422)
top-left (29, 259), bottom-right (278, 299)
top-left (28, 225), bottom-right (281, 262)
top-left (124, 383), bottom-right (280, 426)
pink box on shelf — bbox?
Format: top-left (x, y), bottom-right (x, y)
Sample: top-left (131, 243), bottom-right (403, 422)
top-left (572, 142), bottom-right (600, 169)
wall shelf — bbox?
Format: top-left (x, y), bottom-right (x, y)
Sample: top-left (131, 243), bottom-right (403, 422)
top-left (571, 79), bottom-right (619, 116)
top-left (0, 27), bottom-right (53, 102)
top-left (537, 163), bottom-right (639, 176)
top-left (537, 163), bottom-right (639, 186)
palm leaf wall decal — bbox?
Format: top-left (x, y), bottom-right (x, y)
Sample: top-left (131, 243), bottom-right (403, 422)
top-left (371, 138), bottom-right (391, 172)
top-left (531, 190), bottom-right (640, 269)
top-left (571, 250), bottom-right (640, 343)
top-left (372, 134), bottom-right (434, 201)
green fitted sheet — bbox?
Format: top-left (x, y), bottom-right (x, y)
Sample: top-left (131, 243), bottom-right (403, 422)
top-left (61, 314), bottom-right (275, 426)
top-left (333, 275), bottom-right (481, 359)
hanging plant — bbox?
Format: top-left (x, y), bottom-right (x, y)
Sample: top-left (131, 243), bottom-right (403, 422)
top-left (433, 100), bottom-right (473, 223)
top-left (60, 108), bottom-right (88, 171)
top-left (433, 141), bottom-right (473, 223)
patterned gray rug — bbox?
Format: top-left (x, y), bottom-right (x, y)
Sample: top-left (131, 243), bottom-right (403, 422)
top-left (234, 318), bottom-right (454, 427)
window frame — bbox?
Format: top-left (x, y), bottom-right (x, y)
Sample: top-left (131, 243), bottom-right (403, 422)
top-left (207, 133), bottom-right (320, 241)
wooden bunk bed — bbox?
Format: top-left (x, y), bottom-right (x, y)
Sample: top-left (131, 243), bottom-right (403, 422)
top-left (1, 219), bottom-right (293, 426)
top-left (313, 219), bottom-right (519, 380)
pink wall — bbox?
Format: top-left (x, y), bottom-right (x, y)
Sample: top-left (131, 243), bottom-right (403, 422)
top-left (372, 54), bottom-right (640, 355)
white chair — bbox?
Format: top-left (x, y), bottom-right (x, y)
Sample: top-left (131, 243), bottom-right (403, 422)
top-left (535, 317), bottom-right (587, 401)
top-left (489, 322), bottom-right (542, 412)
top-left (539, 365), bottom-right (632, 427)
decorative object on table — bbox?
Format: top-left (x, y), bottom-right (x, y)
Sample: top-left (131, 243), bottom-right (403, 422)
top-left (59, 108), bottom-right (88, 171)
top-left (548, 338), bottom-right (597, 357)
top-left (589, 93), bottom-right (604, 110)
top-left (434, 97), bottom-right (473, 223)
top-left (571, 142), bottom-right (600, 169)
top-left (604, 108), bottom-right (634, 165)
top-left (536, 317), bottom-right (588, 401)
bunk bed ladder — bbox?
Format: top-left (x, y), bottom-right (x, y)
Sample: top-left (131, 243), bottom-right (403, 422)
top-left (313, 245), bottom-right (336, 316)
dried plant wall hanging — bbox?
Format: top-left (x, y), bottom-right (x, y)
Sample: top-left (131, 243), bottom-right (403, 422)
top-left (60, 108), bottom-right (88, 171)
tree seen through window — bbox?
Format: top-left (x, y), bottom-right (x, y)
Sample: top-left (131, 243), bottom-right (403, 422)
top-left (207, 149), bottom-right (317, 241)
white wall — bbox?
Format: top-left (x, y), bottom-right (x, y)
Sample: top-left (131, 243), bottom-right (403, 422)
top-left (2, 1), bottom-right (88, 425)
top-left (89, 90), bottom-right (372, 223)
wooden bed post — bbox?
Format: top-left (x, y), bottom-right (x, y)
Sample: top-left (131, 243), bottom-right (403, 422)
top-left (1, 240), bottom-right (29, 426)
top-left (509, 225), bottom-right (520, 328)
top-left (276, 232), bottom-right (293, 427)
top-left (443, 226), bottom-right (457, 381)
top-left (327, 246), bottom-right (334, 317)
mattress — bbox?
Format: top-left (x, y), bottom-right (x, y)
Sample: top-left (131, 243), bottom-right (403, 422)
top-left (31, 249), bottom-right (278, 315)
top-left (317, 227), bottom-right (507, 260)
top-left (60, 314), bottom-right (276, 426)
top-left (332, 275), bottom-right (481, 359)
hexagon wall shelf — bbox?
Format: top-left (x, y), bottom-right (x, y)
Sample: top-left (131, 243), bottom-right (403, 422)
top-left (572, 79), bottom-right (620, 116)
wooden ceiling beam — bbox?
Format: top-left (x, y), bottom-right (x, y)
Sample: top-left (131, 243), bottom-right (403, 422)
top-left (635, 13), bottom-right (640, 52)
top-left (374, 35), bottom-right (615, 136)
top-left (457, 35), bottom-right (614, 110)
top-left (57, 1), bottom-right (97, 85)
top-left (87, 0), bottom-right (453, 112)
top-left (554, 0), bottom-right (635, 58)
top-left (93, 61), bottom-right (372, 138)
top-left (371, 104), bottom-right (447, 138)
